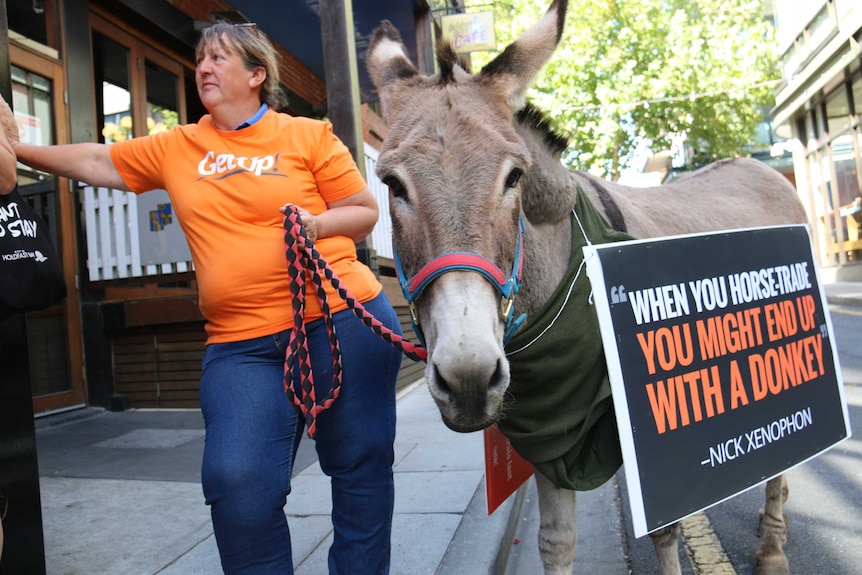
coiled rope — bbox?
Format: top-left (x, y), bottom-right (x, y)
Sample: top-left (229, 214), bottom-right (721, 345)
top-left (282, 206), bottom-right (427, 437)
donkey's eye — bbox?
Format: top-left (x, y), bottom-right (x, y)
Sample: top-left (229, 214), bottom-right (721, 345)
top-left (505, 168), bottom-right (523, 189)
top-left (383, 175), bottom-right (408, 201)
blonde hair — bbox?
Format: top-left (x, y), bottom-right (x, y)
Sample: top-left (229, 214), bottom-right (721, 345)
top-left (195, 22), bottom-right (288, 111)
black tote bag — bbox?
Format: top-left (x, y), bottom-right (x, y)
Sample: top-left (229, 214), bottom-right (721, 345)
top-left (0, 186), bottom-right (67, 319)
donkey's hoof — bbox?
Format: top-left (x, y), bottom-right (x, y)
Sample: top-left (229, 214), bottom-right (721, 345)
top-left (754, 550), bottom-right (790, 575)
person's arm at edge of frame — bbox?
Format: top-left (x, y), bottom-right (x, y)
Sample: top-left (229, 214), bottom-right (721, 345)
top-left (0, 125), bottom-right (16, 195)
top-left (0, 96), bottom-right (130, 192)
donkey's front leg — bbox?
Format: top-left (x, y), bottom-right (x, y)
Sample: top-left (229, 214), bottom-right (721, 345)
top-left (755, 474), bottom-right (790, 575)
top-left (534, 471), bottom-right (577, 575)
top-left (649, 523), bottom-right (682, 575)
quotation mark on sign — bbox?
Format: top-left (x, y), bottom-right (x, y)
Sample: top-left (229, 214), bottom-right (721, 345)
top-left (611, 285), bottom-right (627, 304)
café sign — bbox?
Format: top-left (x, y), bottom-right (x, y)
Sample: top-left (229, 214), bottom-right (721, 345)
top-left (441, 11), bottom-right (496, 53)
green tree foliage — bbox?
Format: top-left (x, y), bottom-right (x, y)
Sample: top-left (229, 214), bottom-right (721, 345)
top-left (466, 0), bottom-right (779, 180)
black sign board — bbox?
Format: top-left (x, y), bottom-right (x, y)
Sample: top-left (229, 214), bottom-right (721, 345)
top-left (584, 225), bottom-right (850, 537)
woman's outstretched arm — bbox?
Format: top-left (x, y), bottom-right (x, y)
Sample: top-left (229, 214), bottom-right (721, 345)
top-left (0, 96), bottom-right (129, 191)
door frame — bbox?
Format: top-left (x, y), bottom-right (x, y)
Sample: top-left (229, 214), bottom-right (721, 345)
top-left (11, 42), bottom-right (87, 415)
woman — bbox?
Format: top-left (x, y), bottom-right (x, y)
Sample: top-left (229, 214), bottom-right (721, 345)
top-left (0, 22), bottom-right (403, 575)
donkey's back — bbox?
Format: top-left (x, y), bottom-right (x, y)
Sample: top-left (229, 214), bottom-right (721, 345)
top-left (574, 158), bottom-right (807, 239)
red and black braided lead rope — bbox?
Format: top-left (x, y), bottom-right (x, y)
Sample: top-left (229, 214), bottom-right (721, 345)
top-left (283, 206), bottom-right (428, 438)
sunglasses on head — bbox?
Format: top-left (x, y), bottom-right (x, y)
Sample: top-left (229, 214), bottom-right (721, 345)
top-left (232, 22), bottom-right (258, 36)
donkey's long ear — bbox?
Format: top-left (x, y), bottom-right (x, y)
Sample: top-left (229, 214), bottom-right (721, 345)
top-left (366, 20), bottom-right (420, 118)
top-left (480, 0), bottom-right (568, 112)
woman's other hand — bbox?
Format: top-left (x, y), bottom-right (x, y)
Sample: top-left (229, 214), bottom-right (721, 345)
top-left (280, 188), bottom-right (378, 244)
top-left (280, 204), bottom-right (320, 242)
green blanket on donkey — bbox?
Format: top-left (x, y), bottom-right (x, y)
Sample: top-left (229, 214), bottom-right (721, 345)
top-left (501, 189), bottom-right (634, 491)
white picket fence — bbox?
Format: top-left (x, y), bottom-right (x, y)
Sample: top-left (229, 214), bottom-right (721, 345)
top-left (82, 186), bottom-right (192, 281)
top-left (365, 146), bottom-right (394, 260)
top-left (83, 147), bottom-right (394, 281)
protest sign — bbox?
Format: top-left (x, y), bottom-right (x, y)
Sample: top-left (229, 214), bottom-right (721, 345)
top-left (584, 224), bottom-right (850, 537)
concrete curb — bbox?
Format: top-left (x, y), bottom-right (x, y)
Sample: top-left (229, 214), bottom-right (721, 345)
top-left (827, 295), bottom-right (862, 309)
top-left (435, 477), bottom-right (528, 575)
top-left (492, 483), bottom-right (529, 575)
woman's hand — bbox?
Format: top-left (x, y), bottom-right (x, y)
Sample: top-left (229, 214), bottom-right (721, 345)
top-left (280, 204), bottom-right (320, 242)
top-left (280, 189), bottom-right (378, 244)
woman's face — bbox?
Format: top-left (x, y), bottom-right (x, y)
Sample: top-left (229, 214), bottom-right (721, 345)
top-left (195, 35), bottom-right (258, 112)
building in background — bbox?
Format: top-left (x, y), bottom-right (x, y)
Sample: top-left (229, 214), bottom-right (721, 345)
top-left (771, 0), bottom-right (862, 280)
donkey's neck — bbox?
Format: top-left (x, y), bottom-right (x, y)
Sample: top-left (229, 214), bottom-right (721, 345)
top-left (517, 216), bottom-right (572, 318)
top-left (516, 111), bottom-right (577, 226)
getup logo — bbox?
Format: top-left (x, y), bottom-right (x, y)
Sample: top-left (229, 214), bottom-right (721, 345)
top-left (196, 151), bottom-right (289, 180)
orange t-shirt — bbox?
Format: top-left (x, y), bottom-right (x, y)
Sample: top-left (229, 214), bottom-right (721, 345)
top-left (110, 110), bottom-right (381, 344)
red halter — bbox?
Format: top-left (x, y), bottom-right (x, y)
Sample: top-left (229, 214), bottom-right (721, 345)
top-left (393, 216), bottom-right (527, 347)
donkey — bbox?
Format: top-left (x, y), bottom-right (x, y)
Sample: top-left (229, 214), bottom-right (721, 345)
top-left (367, 1), bottom-right (804, 573)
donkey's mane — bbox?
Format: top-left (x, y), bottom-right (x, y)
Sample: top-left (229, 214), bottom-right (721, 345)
top-left (516, 103), bottom-right (569, 156)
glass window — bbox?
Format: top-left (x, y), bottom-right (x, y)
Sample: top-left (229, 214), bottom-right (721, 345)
top-left (796, 115), bottom-right (807, 146)
top-left (825, 86), bottom-right (850, 137)
top-left (184, 68), bottom-right (207, 124)
top-left (852, 73), bottom-right (862, 117)
top-left (145, 59), bottom-right (179, 136)
top-left (93, 32), bottom-right (133, 143)
top-left (10, 65), bottom-right (54, 149)
top-left (807, 152), bottom-right (826, 215)
top-left (88, 17), bottom-right (196, 282)
top-left (831, 135), bottom-right (859, 208)
top-left (9, 65), bottom-right (59, 242)
top-left (808, 7), bottom-right (833, 51)
top-left (781, 44), bottom-right (799, 79)
top-left (6, 0), bottom-right (58, 50)
top-left (806, 109), bottom-right (817, 141)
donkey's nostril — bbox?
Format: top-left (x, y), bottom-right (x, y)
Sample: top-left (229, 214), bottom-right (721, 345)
top-left (489, 359), bottom-right (507, 393)
top-left (430, 362), bottom-right (454, 400)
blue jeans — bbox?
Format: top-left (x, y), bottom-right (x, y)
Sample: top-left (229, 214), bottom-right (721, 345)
top-left (200, 292), bottom-right (403, 575)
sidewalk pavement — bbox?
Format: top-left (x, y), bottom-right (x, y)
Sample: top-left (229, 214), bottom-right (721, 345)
top-left (35, 381), bottom-right (522, 575)
top-left (34, 281), bottom-right (862, 575)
